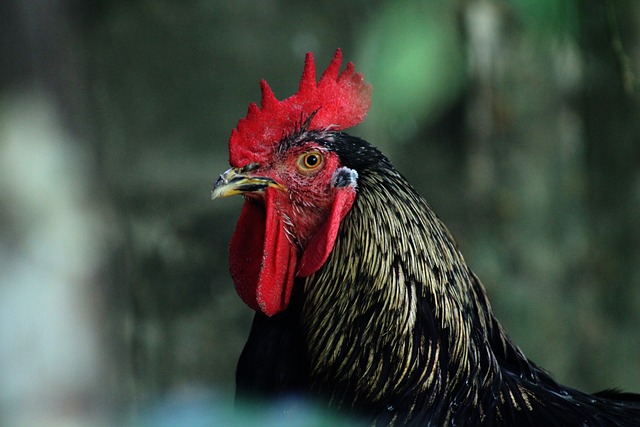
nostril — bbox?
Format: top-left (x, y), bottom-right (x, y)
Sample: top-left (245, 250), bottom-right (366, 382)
top-left (242, 163), bottom-right (260, 173)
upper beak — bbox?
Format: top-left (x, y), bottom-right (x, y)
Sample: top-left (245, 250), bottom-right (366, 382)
top-left (211, 167), bottom-right (284, 200)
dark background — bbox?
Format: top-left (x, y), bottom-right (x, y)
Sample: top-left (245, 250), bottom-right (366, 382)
top-left (1, 0), bottom-right (638, 424)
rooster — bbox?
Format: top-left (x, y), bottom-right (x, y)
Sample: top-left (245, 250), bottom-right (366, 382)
top-left (211, 50), bottom-right (640, 426)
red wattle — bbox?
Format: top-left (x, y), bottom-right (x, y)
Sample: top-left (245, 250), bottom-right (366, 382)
top-left (229, 199), bottom-right (264, 313)
top-left (298, 187), bottom-right (356, 277)
top-left (229, 186), bottom-right (356, 316)
top-left (229, 189), bottom-right (297, 317)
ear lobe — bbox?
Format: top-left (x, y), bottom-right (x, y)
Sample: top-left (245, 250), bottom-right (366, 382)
top-left (297, 186), bottom-right (356, 277)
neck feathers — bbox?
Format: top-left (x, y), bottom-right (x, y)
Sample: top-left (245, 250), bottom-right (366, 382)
top-left (302, 163), bottom-right (505, 421)
top-left (300, 160), bottom-right (640, 425)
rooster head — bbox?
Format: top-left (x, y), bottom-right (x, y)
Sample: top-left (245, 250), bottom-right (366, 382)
top-left (212, 49), bottom-right (372, 316)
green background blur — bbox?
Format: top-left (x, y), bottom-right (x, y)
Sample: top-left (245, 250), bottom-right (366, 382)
top-left (1, 0), bottom-right (639, 424)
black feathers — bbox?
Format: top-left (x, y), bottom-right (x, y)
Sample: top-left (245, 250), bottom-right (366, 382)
top-left (235, 132), bottom-right (640, 425)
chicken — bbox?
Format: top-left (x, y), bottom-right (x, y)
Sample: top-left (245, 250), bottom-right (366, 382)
top-left (211, 49), bottom-right (640, 426)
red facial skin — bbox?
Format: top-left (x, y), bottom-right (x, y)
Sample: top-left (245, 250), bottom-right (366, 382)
top-left (229, 141), bottom-right (356, 316)
top-left (262, 143), bottom-right (342, 247)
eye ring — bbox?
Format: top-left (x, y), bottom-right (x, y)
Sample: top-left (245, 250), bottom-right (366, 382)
top-left (297, 151), bottom-right (324, 174)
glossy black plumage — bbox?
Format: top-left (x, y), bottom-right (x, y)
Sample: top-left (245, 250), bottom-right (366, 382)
top-left (235, 131), bottom-right (640, 426)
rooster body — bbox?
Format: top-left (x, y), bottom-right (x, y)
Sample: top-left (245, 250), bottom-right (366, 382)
top-left (213, 51), bottom-right (640, 426)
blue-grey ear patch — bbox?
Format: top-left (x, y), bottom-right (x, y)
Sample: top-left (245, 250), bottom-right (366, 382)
top-left (331, 167), bottom-right (358, 190)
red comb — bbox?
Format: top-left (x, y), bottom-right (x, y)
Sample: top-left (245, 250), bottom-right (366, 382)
top-left (229, 49), bottom-right (372, 167)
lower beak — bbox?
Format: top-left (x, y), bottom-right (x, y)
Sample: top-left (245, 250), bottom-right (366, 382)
top-left (211, 167), bottom-right (284, 200)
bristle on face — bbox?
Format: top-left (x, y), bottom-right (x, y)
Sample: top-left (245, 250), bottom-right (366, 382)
top-left (229, 49), bottom-right (372, 167)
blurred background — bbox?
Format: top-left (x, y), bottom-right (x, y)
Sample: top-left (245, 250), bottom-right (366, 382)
top-left (1, 0), bottom-right (639, 425)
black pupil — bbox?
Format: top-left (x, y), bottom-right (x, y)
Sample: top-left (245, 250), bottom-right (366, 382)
top-left (306, 154), bottom-right (319, 167)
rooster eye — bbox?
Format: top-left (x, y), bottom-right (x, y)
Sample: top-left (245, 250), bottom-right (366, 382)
top-left (297, 151), bottom-right (324, 174)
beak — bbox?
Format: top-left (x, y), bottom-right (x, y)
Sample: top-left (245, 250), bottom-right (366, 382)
top-left (211, 167), bottom-right (284, 200)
